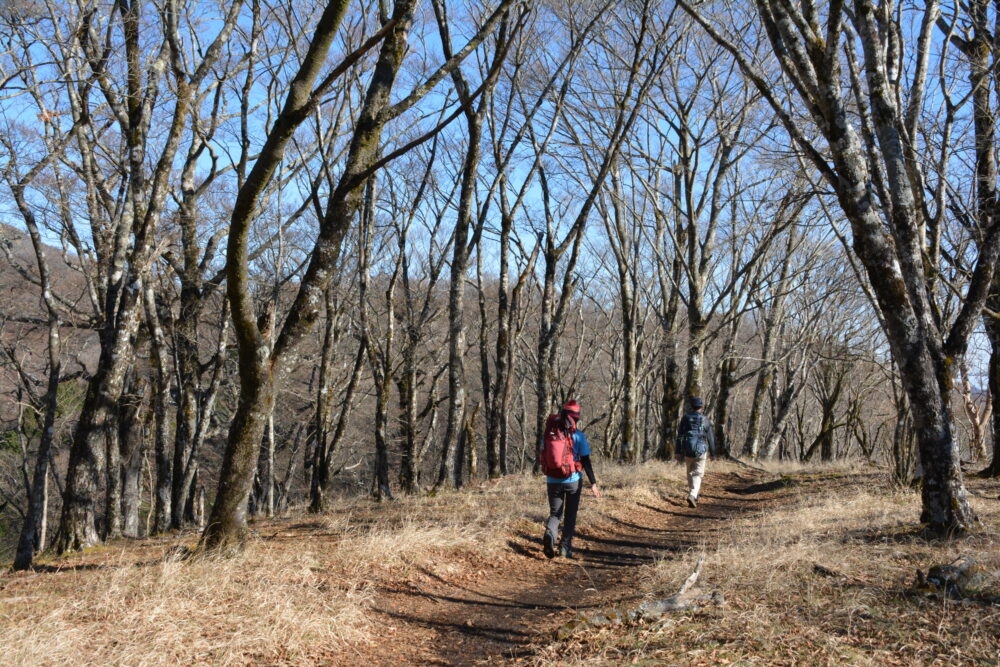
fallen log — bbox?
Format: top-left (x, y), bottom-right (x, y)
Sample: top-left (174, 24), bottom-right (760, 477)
top-left (912, 556), bottom-right (999, 601)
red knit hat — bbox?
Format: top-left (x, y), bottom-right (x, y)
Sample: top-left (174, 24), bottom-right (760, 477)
top-left (562, 400), bottom-right (581, 418)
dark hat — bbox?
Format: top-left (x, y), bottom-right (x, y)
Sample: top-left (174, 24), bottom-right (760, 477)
top-left (690, 397), bottom-right (704, 409)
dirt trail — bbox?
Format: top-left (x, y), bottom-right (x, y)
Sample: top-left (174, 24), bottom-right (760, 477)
top-left (367, 469), bottom-right (786, 665)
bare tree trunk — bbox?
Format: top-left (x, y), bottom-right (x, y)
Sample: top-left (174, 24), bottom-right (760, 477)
top-left (432, 0), bottom-right (521, 490)
top-left (655, 200), bottom-right (684, 460)
top-left (38, 471), bottom-right (48, 553)
top-left (466, 403), bottom-right (480, 480)
top-left (204, 0), bottom-right (387, 550)
top-left (713, 356), bottom-right (736, 457)
top-left (143, 284), bottom-right (173, 534)
top-left (744, 228), bottom-right (798, 458)
top-left (360, 172), bottom-right (398, 502)
top-left (119, 381), bottom-right (145, 539)
top-left (10, 182), bottom-right (64, 569)
top-left (762, 351), bottom-right (810, 459)
top-left (959, 0), bottom-right (1000, 477)
top-left (171, 309), bottom-right (199, 528)
top-left (103, 410), bottom-right (124, 540)
top-left (959, 360), bottom-right (991, 461)
top-left (984, 322), bottom-right (1000, 477)
top-left (659, 353), bottom-right (682, 459)
top-left (603, 169), bottom-right (640, 463)
top-left (310, 341), bottom-right (365, 511)
top-left (679, 0), bottom-right (989, 533)
top-left (436, 98), bottom-right (484, 490)
top-left (250, 415), bottom-right (276, 517)
top-left (308, 289), bottom-right (351, 512)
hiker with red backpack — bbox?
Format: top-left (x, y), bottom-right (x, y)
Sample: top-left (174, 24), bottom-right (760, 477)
top-left (675, 397), bottom-right (716, 508)
top-left (540, 400), bottom-right (601, 559)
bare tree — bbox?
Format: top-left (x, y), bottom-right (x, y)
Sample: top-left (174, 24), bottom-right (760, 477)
top-left (203, 0), bottom-right (519, 551)
top-left (530, 0), bottom-right (675, 468)
top-left (679, 0), bottom-right (996, 533)
top-left (1, 123), bottom-right (77, 568)
top-left (434, 0), bottom-right (523, 489)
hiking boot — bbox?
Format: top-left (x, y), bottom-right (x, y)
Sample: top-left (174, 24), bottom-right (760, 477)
top-left (687, 494), bottom-right (697, 508)
top-left (559, 544), bottom-right (575, 559)
top-left (543, 529), bottom-right (556, 559)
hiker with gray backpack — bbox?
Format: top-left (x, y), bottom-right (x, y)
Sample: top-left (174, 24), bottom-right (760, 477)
top-left (675, 397), bottom-right (716, 508)
top-left (540, 400), bottom-right (601, 559)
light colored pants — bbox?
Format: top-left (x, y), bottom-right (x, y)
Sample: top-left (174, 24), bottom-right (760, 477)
top-left (685, 454), bottom-right (708, 499)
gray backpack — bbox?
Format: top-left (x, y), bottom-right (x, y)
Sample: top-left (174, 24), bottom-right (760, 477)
top-left (677, 414), bottom-right (709, 458)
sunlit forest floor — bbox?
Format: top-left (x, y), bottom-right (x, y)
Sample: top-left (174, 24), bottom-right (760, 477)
top-left (1, 461), bottom-right (998, 665)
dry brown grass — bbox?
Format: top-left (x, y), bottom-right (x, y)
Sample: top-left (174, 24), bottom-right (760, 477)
top-left (0, 467), bottom-right (616, 666)
top-left (540, 468), bottom-right (1000, 666)
top-left (5, 462), bottom-right (994, 666)
top-left (1, 543), bottom-right (374, 666)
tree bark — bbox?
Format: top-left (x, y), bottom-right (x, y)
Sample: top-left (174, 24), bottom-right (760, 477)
top-left (118, 379), bottom-right (145, 538)
top-left (984, 321), bottom-right (1000, 477)
top-left (202, 0), bottom-right (378, 551)
top-left (144, 283), bottom-right (173, 534)
top-left (678, 0), bottom-right (988, 533)
top-left (11, 183), bottom-right (64, 569)
top-left (744, 228), bottom-right (797, 458)
top-left (436, 112), bottom-right (482, 489)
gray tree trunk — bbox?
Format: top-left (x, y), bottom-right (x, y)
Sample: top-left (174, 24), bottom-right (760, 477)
top-left (11, 182), bottom-right (64, 569)
top-left (205, 0), bottom-right (512, 548)
top-left (680, 0), bottom-right (991, 531)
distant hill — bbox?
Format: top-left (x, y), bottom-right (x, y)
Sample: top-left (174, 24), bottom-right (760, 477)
top-left (0, 223), bottom-right (98, 421)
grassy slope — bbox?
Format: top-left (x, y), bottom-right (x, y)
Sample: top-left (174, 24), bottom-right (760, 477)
top-left (1, 462), bottom-right (998, 665)
top-left (539, 468), bottom-right (1000, 666)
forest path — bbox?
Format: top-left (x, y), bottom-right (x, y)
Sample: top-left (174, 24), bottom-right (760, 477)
top-left (365, 468), bottom-right (789, 665)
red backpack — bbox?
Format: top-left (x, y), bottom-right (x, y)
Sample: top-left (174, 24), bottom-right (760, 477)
top-left (541, 414), bottom-right (581, 478)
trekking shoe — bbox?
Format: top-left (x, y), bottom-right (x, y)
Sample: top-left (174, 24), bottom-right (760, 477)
top-left (543, 529), bottom-right (556, 559)
top-left (559, 544), bottom-right (575, 559)
top-left (687, 494), bottom-right (697, 508)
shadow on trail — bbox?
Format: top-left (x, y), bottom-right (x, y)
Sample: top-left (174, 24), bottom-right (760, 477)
top-left (638, 506), bottom-right (729, 521)
top-left (579, 529), bottom-right (694, 557)
top-left (373, 470), bottom-right (788, 665)
top-left (414, 562), bottom-right (570, 610)
top-left (382, 583), bottom-right (560, 613)
top-left (601, 515), bottom-right (674, 533)
top-left (14, 561), bottom-right (111, 574)
top-left (726, 478), bottom-right (798, 495)
top-left (507, 536), bottom-right (543, 560)
top-left (376, 606), bottom-right (538, 660)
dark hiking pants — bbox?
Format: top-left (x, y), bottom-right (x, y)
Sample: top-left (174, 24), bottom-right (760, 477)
top-left (546, 479), bottom-right (582, 551)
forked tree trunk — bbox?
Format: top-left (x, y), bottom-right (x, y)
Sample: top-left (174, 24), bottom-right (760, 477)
top-left (679, 0), bottom-right (987, 533)
top-left (203, 0), bottom-right (382, 551)
top-left (204, 0), bottom-right (546, 548)
top-left (57, 331), bottom-right (138, 552)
